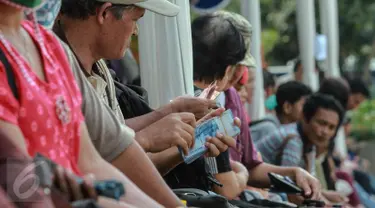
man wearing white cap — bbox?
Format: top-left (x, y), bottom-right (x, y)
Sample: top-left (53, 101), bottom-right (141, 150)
top-left (53, 0), bottom-right (236, 207)
top-left (54, 1), bottom-right (181, 207)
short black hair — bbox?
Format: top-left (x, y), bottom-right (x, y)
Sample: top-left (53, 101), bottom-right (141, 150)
top-left (347, 77), bottom-right (371, 98)
top-left (303, 93), bottom-right (345, 125)
top-left (60, 0), bottom-right (131, 20)
top-left (192, 14), bottom-right (246, 83)
top-left (275, 81), bottom-right (312, 114)
top-left (318, 78), bottom-right (350, 110)
top-left (263, 70), bottom-right (275, 89)
top-left (293, 57), bottom-right (320, 73)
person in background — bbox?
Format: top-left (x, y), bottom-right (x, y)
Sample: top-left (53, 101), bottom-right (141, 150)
top-left (263, 70), bottom-right (276, 99)
top-left (346, 77), bottom-right (371, 110)
top-left (263, 69), bottom-right (277, 113)
top-left (255, 94), bottom-right (346, 205)
top-left (255, 93), bottom-right (344, 172)
top-left (251, 81), bottom-right (312, 143)
top-left (276, 58), bottom-right (321, 87)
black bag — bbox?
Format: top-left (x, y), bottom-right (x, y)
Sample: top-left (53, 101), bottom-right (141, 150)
top-left (173, 188), bottom-right (233, 208)
top-left (109, 69), bottom-right (153, 119)
top-left (239, 191), bottom-right (297, 208)
top-left (164, 157), bottom-right (222, 191)
top-left (114, 81), bottom-right (153, 119)
top-left (0, 44), bottom-right (18, 99)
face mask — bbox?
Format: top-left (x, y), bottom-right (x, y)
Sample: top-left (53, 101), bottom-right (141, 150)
top-left (265, 94), bottom-right (277, 111)
top-left (35, 0), bottom-right (61, 29)
top-left (10, 0), bottom-right (44, 8)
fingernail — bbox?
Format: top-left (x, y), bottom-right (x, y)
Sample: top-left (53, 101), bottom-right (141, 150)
top-left (217, 133), bottom-right (223, 138)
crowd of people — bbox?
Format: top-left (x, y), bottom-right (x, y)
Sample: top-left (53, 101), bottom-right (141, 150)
top-left (0, 0), bottom-right (374, 207)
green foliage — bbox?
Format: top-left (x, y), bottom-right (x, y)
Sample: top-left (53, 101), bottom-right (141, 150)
top-left (190, 0), bottom-right (375, 67)
top-left (351, 100), bottom-right (375, 141)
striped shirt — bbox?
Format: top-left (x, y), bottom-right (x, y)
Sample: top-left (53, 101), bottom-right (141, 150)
top-left (255, 123), bottom-right (316, 175)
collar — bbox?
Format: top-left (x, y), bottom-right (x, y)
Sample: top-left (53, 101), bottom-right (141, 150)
top-left (54, 20), bottom-right (102, 78)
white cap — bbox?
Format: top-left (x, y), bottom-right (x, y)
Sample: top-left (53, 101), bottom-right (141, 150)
top-left (96, 0), bottom-right (180, 17)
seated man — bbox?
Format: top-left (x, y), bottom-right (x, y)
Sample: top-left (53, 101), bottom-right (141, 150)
top-left (255, 93), bottom-right (344, 172)
top-left (251, 81), bottom-right (312, 143)
top-left (165, 13), bottom-right (248, 200)
top-left (51, 0), bottom-right (234, 207)
top-left (255, 93), bottom-right (345, 204)
top-left (189, 10), bottom-right (320, 200)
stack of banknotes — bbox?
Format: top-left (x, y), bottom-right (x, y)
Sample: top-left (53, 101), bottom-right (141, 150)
top-left (180, 109), bottom-right (240, 164)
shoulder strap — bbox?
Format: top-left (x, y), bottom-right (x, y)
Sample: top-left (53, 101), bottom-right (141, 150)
top-left (249, 117), bottom-right (277, 127)
top-left (276, 133), bottom-right (298, 164)
top-left (0, 47), bottom-right (18, 100)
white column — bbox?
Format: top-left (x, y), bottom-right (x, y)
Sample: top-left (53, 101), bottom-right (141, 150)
top-left (319, 0), bottom-right (340, 78)
top-left (296, 0), bottom-right (319, 91)
top-left (241, 0), bottom-right (266, 120)
top-left (138, 0), bottom-right (194, 109)
top-left (320, 0), bottom-right (346, 159)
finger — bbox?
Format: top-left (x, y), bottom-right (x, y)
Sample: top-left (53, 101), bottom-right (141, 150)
top-left (82, 174), bottom-right (97, 199)
top-left (66, 170), bottom-right (84, 201)
top-left (179, 112), bottom-right (197, 128)
top-left (205, 99), bottom-right (217, 109)
top-left (299, 179), bottom-right (312, 198)
top-left (208, 136), bottom-right (229, 152)
top-left (233, 117), bottom-right (241, 128)
top-left (54, 166), bottom-right (69, 194)
top-left (310, 180), bottom-right (321, 200)
top-left (206, 85), bottom-right (217, 99)
top-left (177, 127), bottom-right (194, 148)
top-left (180, 122), bottom-right (195, 139)
top-left (199, 108), bottom-right (225, 123)
top-left (205, 142), bottom-right (220, 157)
top-left (176, 137), bottom-right (189, 155)
top-left (216, 132), bottom-right (236, 148)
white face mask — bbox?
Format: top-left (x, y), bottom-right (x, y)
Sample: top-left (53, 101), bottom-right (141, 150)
top-left (34, 0), bottom-right (61, 29)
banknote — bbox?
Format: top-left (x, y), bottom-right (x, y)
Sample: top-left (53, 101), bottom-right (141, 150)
top-left (180, 109), bottom-right (240, 164)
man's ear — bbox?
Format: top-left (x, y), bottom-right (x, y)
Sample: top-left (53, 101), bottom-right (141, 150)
top-left (228, 65), bottom-right (245, 86)
top-left (96, 2), bottom-right (112, 25)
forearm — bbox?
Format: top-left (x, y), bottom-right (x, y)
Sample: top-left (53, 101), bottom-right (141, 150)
top-left (248, 163), bottom-right (296, 188)
top-left (97, 197), bottom-right (139, 208)
top-left (213, 161), bottom-right (248, 200)
top-left (80, 155), bottom-right (162, 207)
top-left (111, 142), bottom-right (183, 207)
top-left (213, 171), bottom-right (245, 200)
top-left (148, 147), bottom-right (183, 176)
top-left (232, 161), bottom-right (249, 190)
top-left (125, 106), bottom-right (170, 132)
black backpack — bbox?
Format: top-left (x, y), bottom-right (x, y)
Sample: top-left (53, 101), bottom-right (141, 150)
top-left (113, 78), bottom-right (153, 119)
